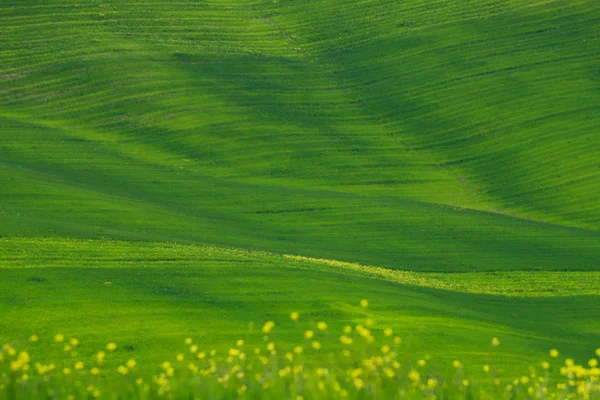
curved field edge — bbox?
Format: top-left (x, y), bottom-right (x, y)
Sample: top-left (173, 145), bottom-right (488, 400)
top-left (0, 237), bottom-right (598, 370)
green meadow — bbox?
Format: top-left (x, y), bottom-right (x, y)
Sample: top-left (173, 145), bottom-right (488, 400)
top-left (0, 0), bottom-right (599, 398)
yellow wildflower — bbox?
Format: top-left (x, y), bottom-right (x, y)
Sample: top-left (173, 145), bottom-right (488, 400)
top-left (354, 378), bottom-right (365, 390)
top-left (550, 349), bottom-right (559, 358)
top-left (589, 359), bottom-right (598, 368)
top-left (312, 341), bottom-right (321, 350)
top-left (54, 334), bottom-right (65, 343)
top-left (117, 365), bottom-right (128, 376)
top-left (384, 328), bottom-right (393, 337)
top-left (90, 367), bottom-right (99, 375)
top-left (408, 370), bottom-right (420, 382)
top-left (304, 330), bottom-right (314, 339)
top-left (126, 359), bottom-right (136, 369)
top-left (483, 364), bottom-right (490, 372)
top-left (491, 337), bottom-right (500, 347)
top-left (29, 335), bottom-right (39, 342)
top-left (74, 361), bottom-right (84, 370)
top-left (360, 299), bottom-right (368, 308)
top-left (262, 321), bottom-right (275, 334)
top-left (417, 359), bottom-right (426, 367)
top-left (176, 354), bottom-right (184, 362)
top-left (541, 361), bottom-right (550, 370)
top-left (294, 346), bottom-right (303, 355)
top-left (236, 339), bottom-right (244, 347)
top-left (317, 321), bottom-right (328, 331)
top-left (63, 367), bottom-right (71, 375)
top-left (70, 338), bottom-right (79, 347)
top-left (106, 342), bottom-right (117, 351)
top-left (290, 312), bottom-right (299, 321)
top-left (185, 338), bottom-right (193, 345)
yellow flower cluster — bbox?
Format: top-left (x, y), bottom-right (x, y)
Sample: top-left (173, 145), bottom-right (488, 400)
top-left (1, 302), bottom-right (599, 399)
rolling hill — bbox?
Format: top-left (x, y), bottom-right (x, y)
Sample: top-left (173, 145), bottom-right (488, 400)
top-left (1, 0), bottom-right (599, 384)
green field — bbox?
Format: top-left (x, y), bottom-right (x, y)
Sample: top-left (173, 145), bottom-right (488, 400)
top-left (1, 0), bottom-right (599, 398)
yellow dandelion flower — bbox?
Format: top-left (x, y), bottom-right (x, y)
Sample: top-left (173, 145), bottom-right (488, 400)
top-left (136, 378), bottom-right (144, 386)
top-left (550, 349), bottom-right (559, 358)
top-left (190, 345), bottom-right (198, 353)
top-left (106, 342), bottom-right (117, 351)
top-left (491, 337), bottom-right (500, 347)
top-left (312, 341), bottom-right (321, 350)
top-left (70, 338), bottom-right (79, 347)
top-left (340, 335), bottom-right (353, 345)
top-left (286, 352), bottom-right (293, 362)
top-left (267, 342), bottom-right (275, 352)
top-left (29, 335), bottom-right (39, 343)
top-left (384, 367), bottom-right (395, 378)
top-left (565, 358), bottom-right (574, 367)
top-left (381, 345), bottom-right (390, 354)
top-left (96, 351), bottom-right (105, 363)
top-left (198, 352), bottom-right (206, 359)
top-left (236, 339), bottom-right (244, 347)
top-left (384, 328), bottom-right (393, 337)
top-left (161, 361), bottom-right (172, 370)
top-left (262, 321), bottom-right (275, 334)
top-left (463, 379), bottom-right (469, 386)
top-left (541, 361), bottom-right (550, 369)
top-left (589, 359), bottom-right (598, 368)
top-left (408, 370), bottom-right (420, 382)
top-left (63, 345), bottom-right (72, 352)
top-left (185, 338), bottom-right (193, 345)
top-left (63, 367), bottom-right (71, 375)
top-left (74, 361), bottom-right (84, 370)
top-left (90, 367), bottom-right (99, 375)
top-left (360, 299), bottom-right (369, 308)
top-left (520, 376), bottom-right (529, 384)
top-left (354, 378), bottom-right (365, 390)
top-left (304, 330), bottom-right (314, 339)
top-left (418, 359), bottom-right (426, 367)
top-left (317, 321), bottom-right (328, 331)
top-left (126, 359), bottom-right (136, 369)
top-left (427, 378), bottom-right (438, 389)
top-left (117, 365), bottom-right (128, 376)
top-left (294, 346), bottom-right (303, 355)
top-left (365, 318), bottom-right (374, 327)
top-left (54, 334), bottom-right (65, 343)
top-left (394, 336), bottom-right (402, 345)
top-left (290, 312), bottom-right (299, 321)
top-left (176, 354), bottom-right (184, 362)
top-left (453, 360), bottom-right (462, 368)
top-left (343, 325), bottom-right (352, 334)
top-left (483, 365), bottom-right (490, 373)
top-left (17, 352), bottom-right (30, 364)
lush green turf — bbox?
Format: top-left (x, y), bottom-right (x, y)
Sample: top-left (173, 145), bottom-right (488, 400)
top-left (0, 0), bottom-right (599, 395)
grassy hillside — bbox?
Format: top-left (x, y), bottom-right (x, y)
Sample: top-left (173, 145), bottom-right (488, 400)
top-left (0, 0), bottom-right (599, 395)
top-left (2, 238), bottom-right (599, 369)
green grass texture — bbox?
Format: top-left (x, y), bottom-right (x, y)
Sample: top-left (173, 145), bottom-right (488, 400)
top-left (0, 0), bottom-right (599, 380)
